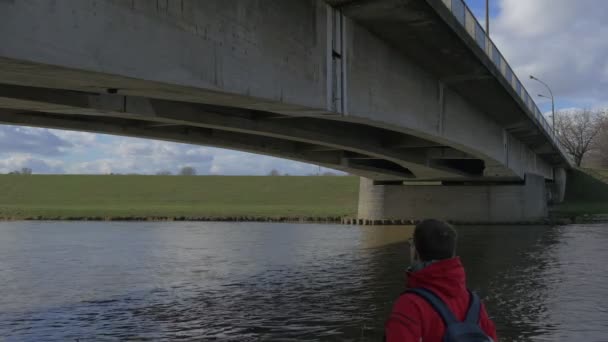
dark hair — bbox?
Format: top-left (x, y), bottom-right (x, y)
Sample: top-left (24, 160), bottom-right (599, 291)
top-left (413, 219), bottom-right (457, 261)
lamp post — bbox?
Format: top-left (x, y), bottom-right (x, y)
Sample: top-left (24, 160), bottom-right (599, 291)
top-left (485, 0), bottom-right (490, 34)
top-left (529, 75), bottom-right (555, 133)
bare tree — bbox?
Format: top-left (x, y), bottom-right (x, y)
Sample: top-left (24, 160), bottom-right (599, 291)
top-left (268, 169), bottom-right (280, 176)
top-left (592, 112), bottom-right (608, 167)
top-left (554, 108), bottom-right (605, 166)
top-left (179, 166), bottom-right (197, 176)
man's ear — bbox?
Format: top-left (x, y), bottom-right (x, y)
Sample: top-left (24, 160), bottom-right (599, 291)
top-left (413, 248), bottom-right (420, 262)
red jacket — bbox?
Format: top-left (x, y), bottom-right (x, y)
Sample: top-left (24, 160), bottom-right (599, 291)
top-left (385, 257), bottom-right (498, 341)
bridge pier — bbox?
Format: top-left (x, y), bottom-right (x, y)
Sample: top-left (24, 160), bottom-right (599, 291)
top-left (357, 175), bottom-right (548, 223)
top-left (550, 168), bottom-right (567, 204)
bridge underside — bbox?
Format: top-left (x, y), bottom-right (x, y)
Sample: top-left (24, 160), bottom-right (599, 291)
top-left (0, 0), bottom-right (570, 222)
top-left (0, 0), bottom-right (564, 181)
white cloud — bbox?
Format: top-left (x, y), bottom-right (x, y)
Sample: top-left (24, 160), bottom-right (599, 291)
top-left (492, 0), bottom-right (608, 107)
top-left (0, 126), bottom-right (72, 156)
top-left (50, 129), bottom-right (97, 153)
top-left (63, 139), bottom-right (322, 175)
top-left (115, 140), bottom-right (213, 165)
top-left (65, 159), bottom-right (125, 175)
top-left (0, 123), bottom-right (327, 175)
top-left (0, 153), bottom-right (65, 174)
top-left (59, 139), bottom-right (213, 175)
top-left (208, 150), bottom-right (320, 175)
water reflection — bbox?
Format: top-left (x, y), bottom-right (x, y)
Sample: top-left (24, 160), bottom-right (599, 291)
top-left (0, 222), bottom-right (607, 341)
top-left (458, 226), bottom-right (563, 341)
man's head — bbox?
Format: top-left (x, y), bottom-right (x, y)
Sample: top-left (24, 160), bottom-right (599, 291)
top-left (411, 219), bottom-right (457, 262)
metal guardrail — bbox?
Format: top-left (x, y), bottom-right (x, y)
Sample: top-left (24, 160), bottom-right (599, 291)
top-left (440, 0), bottom-right (571, 164)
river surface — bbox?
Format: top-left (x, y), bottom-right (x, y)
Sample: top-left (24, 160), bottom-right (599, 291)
top-left (0, 222), bottom-right (607, 341)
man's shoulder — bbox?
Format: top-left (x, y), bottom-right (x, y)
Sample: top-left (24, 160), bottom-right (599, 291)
top-left (391, 291), bottom-right (429, 314)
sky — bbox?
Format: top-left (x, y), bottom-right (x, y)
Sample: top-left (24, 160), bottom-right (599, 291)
top-left (1, 0), bottom-right (607, 175)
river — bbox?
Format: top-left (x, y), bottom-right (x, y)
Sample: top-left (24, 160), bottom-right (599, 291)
top-left (0, 222), bottom-right (607, 341)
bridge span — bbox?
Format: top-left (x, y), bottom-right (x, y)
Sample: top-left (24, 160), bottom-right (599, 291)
top-left (0, 0), bottom-right (571, 222)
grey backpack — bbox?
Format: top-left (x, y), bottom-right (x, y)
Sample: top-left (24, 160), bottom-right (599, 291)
top-left (406, 288), bottom-right (493, 342)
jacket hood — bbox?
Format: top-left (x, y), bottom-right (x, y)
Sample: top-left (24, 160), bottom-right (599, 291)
top-left (406, 257), bottom-right (467, 298)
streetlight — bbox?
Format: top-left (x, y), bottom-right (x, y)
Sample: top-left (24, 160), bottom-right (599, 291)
top-left (529, 75), bottom-right (555, 133)
top-left (485, 0), bottom-right (490, 34)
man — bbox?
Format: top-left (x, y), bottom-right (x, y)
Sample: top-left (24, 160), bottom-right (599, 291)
top-left (385, 219), bottom-right (498, 341)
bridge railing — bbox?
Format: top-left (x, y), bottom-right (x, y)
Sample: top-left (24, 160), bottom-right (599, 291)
top-left (440, 0), bottom-right (571, 164)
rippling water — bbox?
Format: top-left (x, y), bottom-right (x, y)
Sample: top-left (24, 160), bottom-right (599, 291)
top-left (0, 222), bottom-right (607, 341)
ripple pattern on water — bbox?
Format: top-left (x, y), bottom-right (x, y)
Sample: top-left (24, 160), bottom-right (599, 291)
top-left (0, 222), bottom-right (607, 341)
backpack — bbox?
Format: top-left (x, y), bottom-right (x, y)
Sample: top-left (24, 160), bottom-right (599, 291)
top-left (406, 288), bottom-right (493, 342)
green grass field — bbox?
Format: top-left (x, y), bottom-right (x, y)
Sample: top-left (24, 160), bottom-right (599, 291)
top-left (2, 170), bottom-right (608, 220)
top-left (0, 175), bottom-right (359, 219)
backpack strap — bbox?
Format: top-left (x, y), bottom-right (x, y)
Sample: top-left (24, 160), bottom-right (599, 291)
top-left (465, 290), bottom-right (482, 324)
top-left (406, 288), bottom-right (459, 325)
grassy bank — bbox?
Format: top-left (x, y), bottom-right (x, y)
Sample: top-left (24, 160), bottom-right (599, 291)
top-left (2, 171), bottom-right (607, 222)
top-left (551, 168), bottom-right (608, 216)
top-left (0, 175), bottom-right (359, 220)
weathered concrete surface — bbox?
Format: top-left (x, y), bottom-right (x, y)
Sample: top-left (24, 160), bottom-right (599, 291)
top-left (358, 175), bottom-right (548, 223)
top-left (0, 0), bottom-right (330, 112)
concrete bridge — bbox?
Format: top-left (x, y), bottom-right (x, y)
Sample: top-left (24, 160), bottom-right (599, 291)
top-left (0, 0), bottom-right (571, 223)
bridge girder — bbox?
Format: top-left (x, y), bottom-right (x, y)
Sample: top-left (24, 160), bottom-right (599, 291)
top-left (0, 83), bottom-right (496, 181)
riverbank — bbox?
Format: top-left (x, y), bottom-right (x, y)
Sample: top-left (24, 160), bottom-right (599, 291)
top-left (0, 215), bottom-right (346, 223)
top-left (2, 172), bottom-right (608, 224)
top-left (550, 168), bottom-right (608, 218)
top-left (0, 175), bottom-right (358, 220)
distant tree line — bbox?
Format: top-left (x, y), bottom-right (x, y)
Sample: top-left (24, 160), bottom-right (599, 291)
top-left (4, 165), bottom-right (347, 177)
top-left (107, 166), bottom-right (198, 176)
top-left (7, 168), bottom-right (32, 175)
top-left (153, 166), bottom-right (197, 176)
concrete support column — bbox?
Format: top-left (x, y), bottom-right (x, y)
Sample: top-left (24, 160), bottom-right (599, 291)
top-left (357, 174), bottom-right (548, 223)
top-left (358, 178), bottom-right (389, 220)
top-left (550, 167), bottom-right (567, 204)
